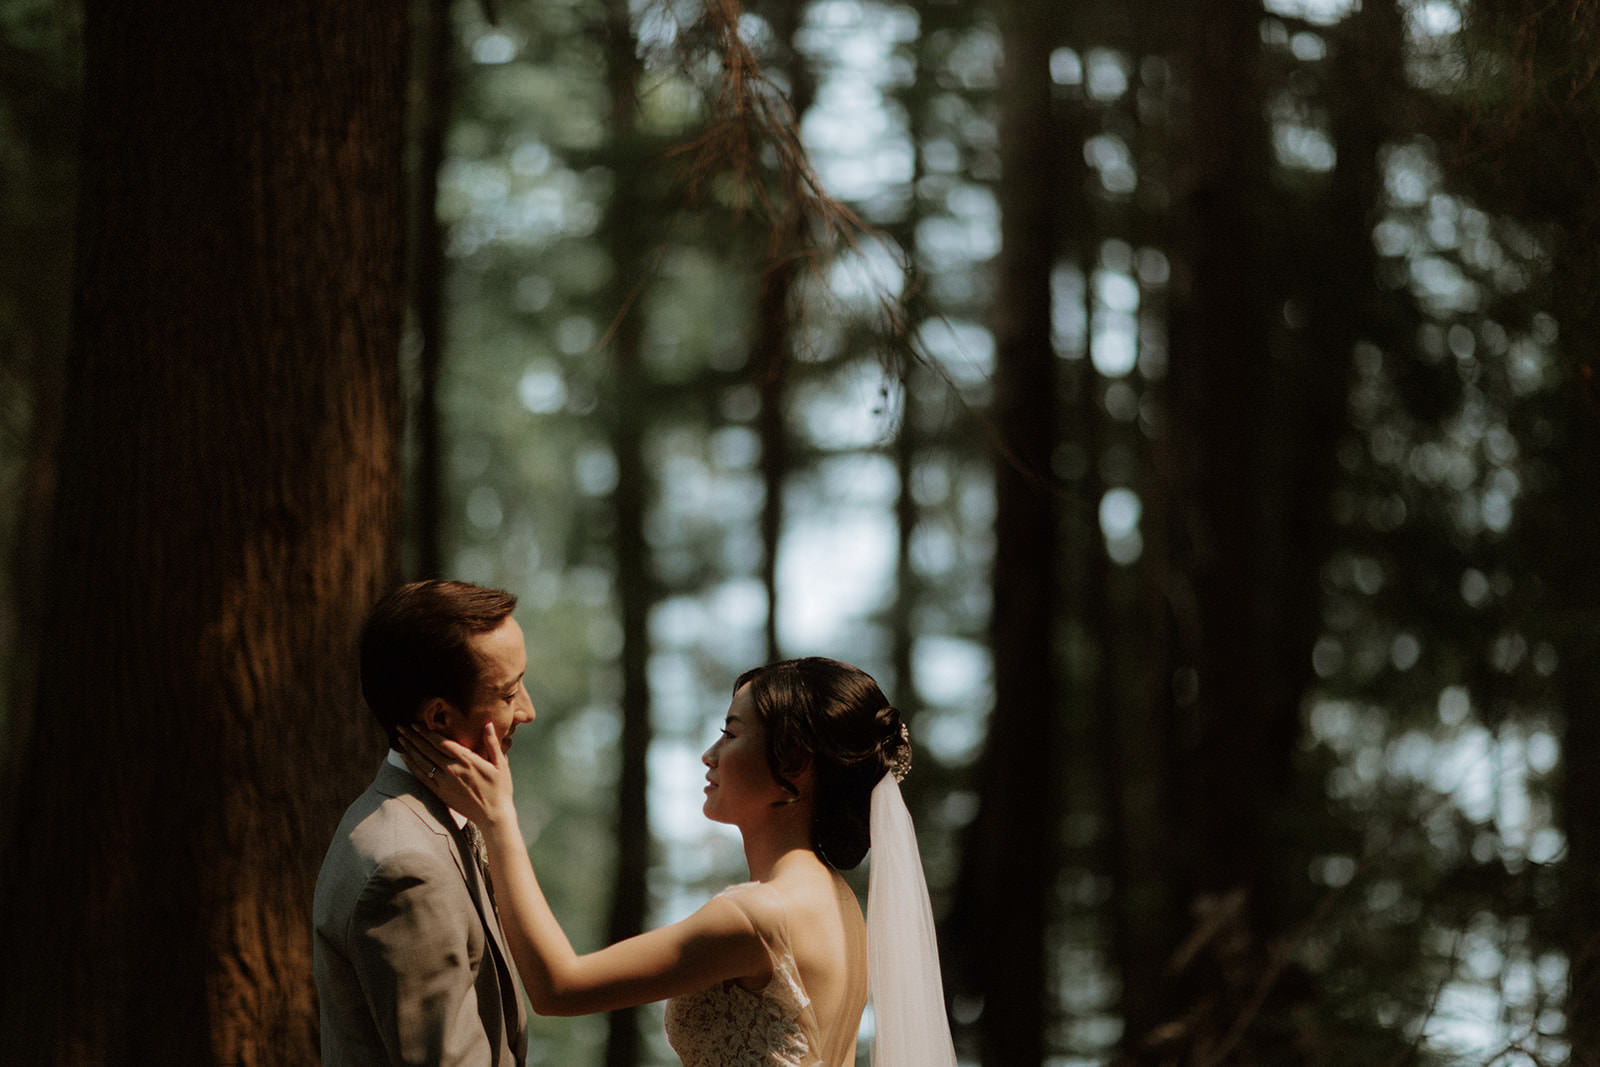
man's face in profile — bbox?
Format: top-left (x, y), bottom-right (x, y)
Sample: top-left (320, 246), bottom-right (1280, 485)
top-left (446, 615), bottom-right (536, 756)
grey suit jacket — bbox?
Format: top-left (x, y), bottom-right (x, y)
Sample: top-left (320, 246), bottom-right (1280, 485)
top-left (314, 759), bottom-right (528, 1065)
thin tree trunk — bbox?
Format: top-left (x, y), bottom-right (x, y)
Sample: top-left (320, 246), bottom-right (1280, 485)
top-left (0, 22), bottom-right (78, 832)
top-left (1561, 553), bottom-right (1600, 1063)
top-left (889, 286), bottom-right (925, 734)
top-left (0, 1), bottom-right (409, 1061)
top-left (408, 0), bottom-right (457, 579)
top-left (602, 1), bottom-right (652, 1062)
top-left (755, 273), bottom-right (792, 667)
top-left (1404, 5), bottom-right (1600, 1049)
top-left (889, 372), bottom-right (920, 716)
top-left (753, 0), bottom-right (817, 666)
top-left (1152, 0), bottom-right (1288, 1057)
top-left (1554, 277), bottom-right (1600, 1056)
top-left (950, 1), bottom-right (1063, 1060)
top-left (1397, 5), bottom-right (1600, 1051)
top-left (1546, 210), bottom-right (1600, 1067)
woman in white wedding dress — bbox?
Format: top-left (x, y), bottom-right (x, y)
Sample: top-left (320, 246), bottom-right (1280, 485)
top-left (399, 657), bottom-right (954, 1067)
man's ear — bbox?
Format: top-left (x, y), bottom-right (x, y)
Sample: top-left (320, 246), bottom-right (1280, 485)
top-left (418, 697), bottom-right (456, 734)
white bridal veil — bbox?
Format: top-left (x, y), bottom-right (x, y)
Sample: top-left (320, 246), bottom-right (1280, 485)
top-left (867, 774), bottom-right (958, 1067)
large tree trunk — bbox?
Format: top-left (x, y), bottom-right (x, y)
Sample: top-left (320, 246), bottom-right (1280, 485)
top-left (0, 1), bottom-right (409, 1062)
top-left (949, 1), bottom-right (1063, 1061)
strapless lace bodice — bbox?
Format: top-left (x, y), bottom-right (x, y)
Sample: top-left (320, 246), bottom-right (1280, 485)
top-left (664, 883), bottom-right (822, 1067)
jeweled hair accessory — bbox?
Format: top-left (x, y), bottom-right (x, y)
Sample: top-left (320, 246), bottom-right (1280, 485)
top-left (890, 721), bottom-right (912, 782)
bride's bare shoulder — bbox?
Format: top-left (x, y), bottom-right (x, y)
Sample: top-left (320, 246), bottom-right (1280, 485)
top-left (763, 865), bottom-right (861, 933)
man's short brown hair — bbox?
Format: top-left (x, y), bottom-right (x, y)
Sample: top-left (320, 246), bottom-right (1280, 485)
top-left (359, 580), bottom-right (518, 746)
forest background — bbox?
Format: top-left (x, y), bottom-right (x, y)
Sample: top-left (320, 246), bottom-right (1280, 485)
top-left (0, 0), bottom-right (1597, 1063)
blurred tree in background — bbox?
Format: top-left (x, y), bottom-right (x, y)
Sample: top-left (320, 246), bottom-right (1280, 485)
top-left (2, 0), bottom-right (1599, 1063)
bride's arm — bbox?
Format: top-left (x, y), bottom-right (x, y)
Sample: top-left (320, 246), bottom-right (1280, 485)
top-left (398, 724), bottom-right (770, 1016)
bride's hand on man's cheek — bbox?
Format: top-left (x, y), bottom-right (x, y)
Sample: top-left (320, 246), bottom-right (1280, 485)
top-left (397, 727), bottom-right (457, 791)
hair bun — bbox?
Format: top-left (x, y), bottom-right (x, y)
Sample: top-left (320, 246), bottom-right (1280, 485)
top-left (881, 714), bottom-right (912, 783)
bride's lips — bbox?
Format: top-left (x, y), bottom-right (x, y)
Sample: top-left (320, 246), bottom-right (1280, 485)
top-left (704, 777), bottom-right (717, 793)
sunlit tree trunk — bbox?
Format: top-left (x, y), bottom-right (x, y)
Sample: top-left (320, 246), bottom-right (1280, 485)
top-left (601, 1), bottom-right (654, 1062)
top-left (0, 0), bottom-right (409, 1061)
top-left (949, 1), bottom-right (1064, 1060)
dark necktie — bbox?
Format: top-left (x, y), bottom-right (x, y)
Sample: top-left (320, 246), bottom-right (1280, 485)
top-left (463, 821), bottom-right (521, 1053)
top-left (464, 822), bottom-right (497, 909)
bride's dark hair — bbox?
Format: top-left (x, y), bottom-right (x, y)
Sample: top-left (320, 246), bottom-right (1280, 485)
top-left (733, 657), bottom-right (911, 870)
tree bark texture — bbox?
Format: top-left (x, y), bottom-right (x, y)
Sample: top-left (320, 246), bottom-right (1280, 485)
top-left (0, 1), bottom-right (409, 1062)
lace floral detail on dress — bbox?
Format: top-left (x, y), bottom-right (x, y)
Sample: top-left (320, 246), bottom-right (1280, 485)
top-left (664, 884), bottom-right (821, 1067)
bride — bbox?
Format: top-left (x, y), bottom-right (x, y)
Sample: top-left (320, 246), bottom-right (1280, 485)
top-left (399, 656), bottom-right (956, 1067)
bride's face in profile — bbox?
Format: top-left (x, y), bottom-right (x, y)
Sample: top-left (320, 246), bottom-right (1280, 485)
top-left (701, 684), bottom-right (789, 825)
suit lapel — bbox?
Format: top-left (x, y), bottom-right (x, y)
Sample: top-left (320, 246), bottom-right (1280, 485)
top-left (374, 759), bottom-right (528, 1056)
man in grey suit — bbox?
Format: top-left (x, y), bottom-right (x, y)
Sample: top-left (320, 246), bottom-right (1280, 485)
top-left (315, 580), bottom-right (535, 1065)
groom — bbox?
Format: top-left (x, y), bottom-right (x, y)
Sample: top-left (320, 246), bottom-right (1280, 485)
top-left (314, 580), bottom-right (535, 1065)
